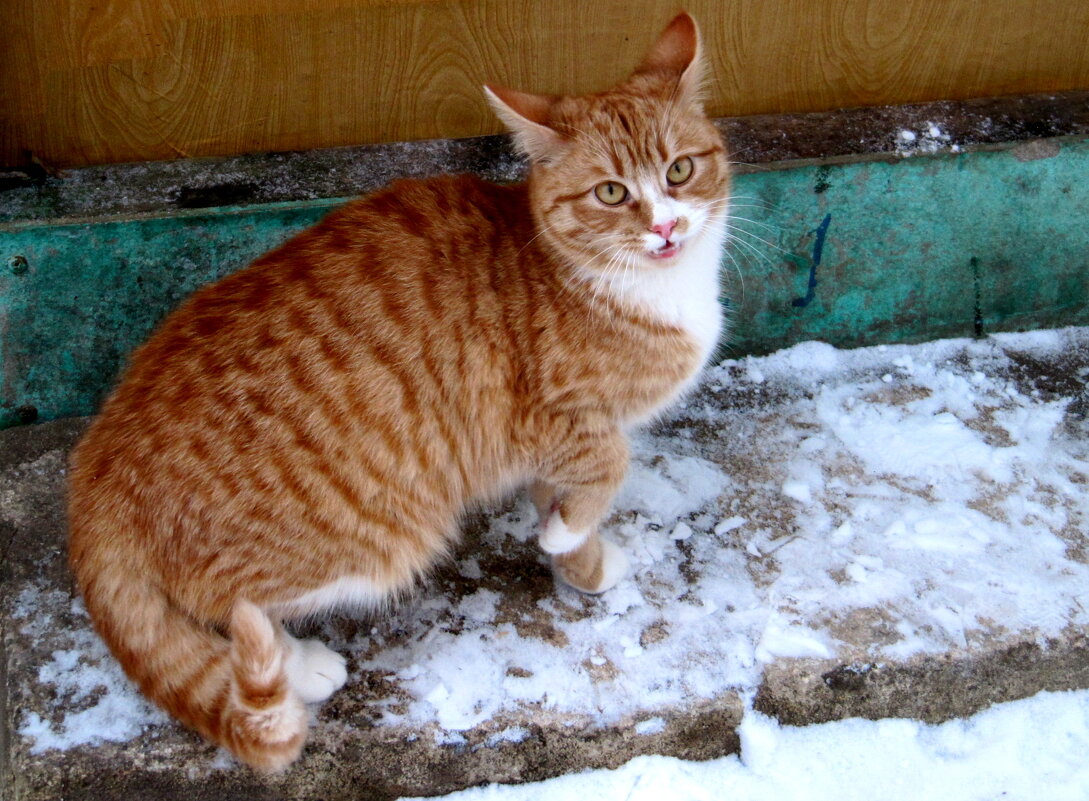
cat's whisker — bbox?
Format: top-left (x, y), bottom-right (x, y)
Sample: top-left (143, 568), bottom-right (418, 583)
top-left (723, 233), bottom-right (785, 281)
top-left (705, 205), bottom-right (787, 273)
top-left (718, 198), bottom-right (771, 207)
top-left (597, 245), bottom-right (635, 326)
top-left (590, 241), bottom-right (631, 279)
top-left (723, 229), bottom-right (785, 270)
top-left (721, 212), bottom-right (781, 231)
top-left (696, 203), bottom-right (766, 298)
top-left (723, 219), bottom-right (784, 243)
top-left (584, 239), bottom-right (650, 333)
top-left (723, 159), bottom-right (773, 173)
top-left (722, 249), bottom-right (747, 304)
top-left (515, 220), bottom-right (566, 257)
top-left (705, 205), bottom-right (784, 244)
top-left (624, 252), bottom-right (639, 299)
top-left (713, 216), bottom-right (786, 250)
top-left (590, 258), bottom-right (621, 304)
top-left (704, 202), bottom-right (780, 224)
top-left (725, 228), bottom-right (780, 258)
top-left (714, 195), bottom-right (776, 212)
top-left (702, 203), bottom-right (772, 241)
top-left (700, 198), bottom-right (778, 218)
top-left (723, 242), bottom-right (784, 298)
top-left (703, 198), bottom-right (774, 211)
top-left (566, 239), bottom-right (632, 327)
top-left (723, 222), bottom-right (787, 255)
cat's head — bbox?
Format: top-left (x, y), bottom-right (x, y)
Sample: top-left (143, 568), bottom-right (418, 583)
top-left (485, 13), bottom-right (730, 273)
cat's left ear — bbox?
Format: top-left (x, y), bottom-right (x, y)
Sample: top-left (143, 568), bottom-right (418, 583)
top-left (635, 12), bottom-right (705, 108)
top-left (484, 85), bottom-right (564, 163)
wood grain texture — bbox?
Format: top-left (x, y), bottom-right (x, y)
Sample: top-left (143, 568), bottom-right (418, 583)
top-left (4, 0), bottom-right (1089, 168)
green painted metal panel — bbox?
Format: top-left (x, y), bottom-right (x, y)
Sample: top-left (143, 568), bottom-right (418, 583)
top-left (0, 202), bottom-right (336, 427)
top-left (2, 140), bottom-right (1088, 428)
top-left (726, 140), bottom-right (1089, 357)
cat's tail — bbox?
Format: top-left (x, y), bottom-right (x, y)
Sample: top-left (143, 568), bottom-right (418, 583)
top-left (75, 557), bottom-right (307, 770)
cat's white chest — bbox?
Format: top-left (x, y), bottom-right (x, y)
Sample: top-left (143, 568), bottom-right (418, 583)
top-left (612, 215), bottom-right (727, 368)
top-left (664, 222), bottom-right (727, 365)
top-left (581, 214), bottom-right (727, 428)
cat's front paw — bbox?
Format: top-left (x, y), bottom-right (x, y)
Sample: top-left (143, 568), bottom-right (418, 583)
top-left (284, 638), bottom-right (348, 704)
top-left (539, 512), bottom-right (589, 554)
top-left (592, 539), bottom-right (629, 593)
top-left (553, 537), bottom-right (629, 594)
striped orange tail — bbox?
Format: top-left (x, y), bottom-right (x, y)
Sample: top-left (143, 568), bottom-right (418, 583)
top-left (72, 544), bottom-right (307, 770)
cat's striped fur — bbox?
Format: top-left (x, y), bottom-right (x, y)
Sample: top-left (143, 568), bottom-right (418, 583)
top-left (68, 12), bottom-right (731, 769)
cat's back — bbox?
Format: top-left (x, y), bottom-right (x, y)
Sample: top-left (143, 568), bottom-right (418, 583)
top-left (70, 174), bottom-right (534, 499)
top-left (308, 173), bottom-right (530, 269)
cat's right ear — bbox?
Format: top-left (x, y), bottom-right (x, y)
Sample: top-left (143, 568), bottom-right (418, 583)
top-left (635, 12), bottom-right (705, 109)
top-left (484, 85), bottom-right (564, 163)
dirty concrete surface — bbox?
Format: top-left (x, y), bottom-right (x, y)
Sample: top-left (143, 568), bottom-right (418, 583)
top-left (2, 328), bottom-right (1088, 800)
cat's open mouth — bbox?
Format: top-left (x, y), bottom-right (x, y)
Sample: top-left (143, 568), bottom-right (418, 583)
top-left (649, 240), bottom-right (682, 260)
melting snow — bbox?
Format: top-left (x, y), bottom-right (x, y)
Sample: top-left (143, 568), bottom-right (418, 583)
top-left (896, 121), bottom-right (954, 155)
top-left (14, 591), bottom-right (168, 753)
top-left (406, 689), bottom-right (1089, 800)
top-left (11, 326), bottom-right (1089, 754)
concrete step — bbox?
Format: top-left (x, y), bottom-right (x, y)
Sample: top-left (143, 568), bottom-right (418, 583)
top-left (3, 328), bottom-right (1088, 800)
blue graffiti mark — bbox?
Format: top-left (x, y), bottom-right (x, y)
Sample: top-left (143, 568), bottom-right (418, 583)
top-left (792, 213), bottom-right (832, 309)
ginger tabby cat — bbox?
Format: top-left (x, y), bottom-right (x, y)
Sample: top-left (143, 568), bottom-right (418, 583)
top-left (67, 12), bottom-right (731, 770)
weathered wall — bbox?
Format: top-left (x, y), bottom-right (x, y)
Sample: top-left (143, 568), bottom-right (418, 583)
top-left (3, 132), bottom-right (1087, 428)
top-left (4, 0), bottom-right (1089, 169)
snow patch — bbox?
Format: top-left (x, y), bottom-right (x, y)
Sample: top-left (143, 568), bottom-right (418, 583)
top-left (14, 598), bottom-right (168, 753)
top-left (895, 121), bottom-right (954, 156)
top-left (11, 327), bottom-right (1089, 758)
top-left (404, 690), bottom-right (1089, 800)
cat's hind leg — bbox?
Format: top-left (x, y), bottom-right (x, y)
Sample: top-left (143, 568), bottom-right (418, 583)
top-left (271, 574), bottom-right (399, 703)
top-left (281, 631), bottom-right (348, 704)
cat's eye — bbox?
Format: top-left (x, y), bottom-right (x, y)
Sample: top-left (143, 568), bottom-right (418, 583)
top-left (594, 181), bottom-right (629, 206)
top-left (667, 156), bottom-right (694, 186)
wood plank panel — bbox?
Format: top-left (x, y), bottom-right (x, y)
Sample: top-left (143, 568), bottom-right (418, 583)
top-left (3, 0), bottom-right (1089, 169)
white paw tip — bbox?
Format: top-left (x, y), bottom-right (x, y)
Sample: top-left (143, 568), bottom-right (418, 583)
top-left (594, 539), bottom-right (629, 594)
top-left (539, 513), bottom-right (589, 555)
top-left (285, 639), bottom-right (348, 705)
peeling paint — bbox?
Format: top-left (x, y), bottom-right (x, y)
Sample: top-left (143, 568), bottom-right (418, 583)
top-left (1012, 139), bottom-right (1062, 162)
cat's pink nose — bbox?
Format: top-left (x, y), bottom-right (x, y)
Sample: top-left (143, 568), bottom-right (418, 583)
top-left (651, 219), bottom-right (677, 240)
